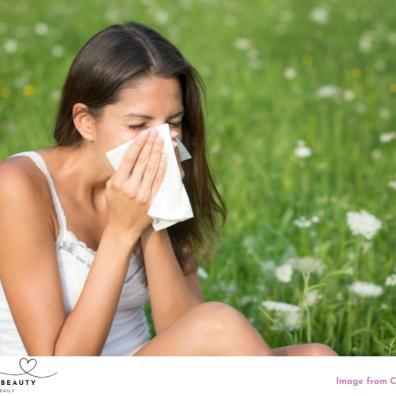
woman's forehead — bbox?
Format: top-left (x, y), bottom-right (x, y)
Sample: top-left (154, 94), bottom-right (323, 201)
top-left (110, 77), bottom-right (183, 117)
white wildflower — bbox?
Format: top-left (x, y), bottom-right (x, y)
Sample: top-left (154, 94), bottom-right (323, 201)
top-left (291, 256), bottom-right (326, 276)
top-left (379, 131), bottom-right (396, 143)
top-left (303, 289), bottom-right (322, 307)
top-left (358, 32), bottom-right (373, 53)
top-left (343, 89), bottom-right (355, 101)
top-left (387, 180), bottom-right (396, 190)
top-left (154, 9), bottom-right (169, 25)
top-left (294, 146), bottom-right (312, 158)
top-left (314, 84), bottom-right (341, 99)
top-left (293, 215), bottom-right (319, 228)
top-left (261, 301), bottom-right (301, 331)
top-left (105, 9), bottom-right (119, 23)
top-left (311, 215), bottom-right (320, 223)
top-left (4, 39), bottom-right (18, 53)
top-left (262, 301), bottom-right (299, 312)
top-left (346, 210), bottom-right (382, 240)
top-left (293, 216), bottom-right (312, 228)
top-left (234, 37), bottom-right (251, 50)
top-left (284, 67), bottom-right (297, 80)
top-left (385, 274), bottom-right (396, 287)
top-left (275, 263), bottom-right (293, 283)
top-left (309, 7), bottom-right (329, 25)
top-left (197, 266), bottom-right (208, 279)
top-left (349, 280), bottom-right (384, 298)
top-left (51, 45), bottom-right (64, 58)
top-left (34, 22), bottom-right (49, 35)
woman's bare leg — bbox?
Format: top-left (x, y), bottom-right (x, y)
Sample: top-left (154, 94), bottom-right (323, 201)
top-left (272, 343), bottom-right (339, 356)
top-left (133, 301), bottom-right (275, 356)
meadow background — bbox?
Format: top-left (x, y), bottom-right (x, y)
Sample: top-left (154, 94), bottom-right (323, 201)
top-left (1, 0), bottom-right (395, 356)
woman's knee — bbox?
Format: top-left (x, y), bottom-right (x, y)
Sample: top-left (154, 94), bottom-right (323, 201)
top-left (187, 301), bottom-right (250, 338)
top-left (306, 343), bottom-right (339, 356)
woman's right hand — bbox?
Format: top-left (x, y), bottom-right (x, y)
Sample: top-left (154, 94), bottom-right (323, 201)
top-left (105, 128), bottom-right (167, 237)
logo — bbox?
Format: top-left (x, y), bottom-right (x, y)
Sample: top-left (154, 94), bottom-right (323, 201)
top-left (0, 358), bottom-right (57, 392)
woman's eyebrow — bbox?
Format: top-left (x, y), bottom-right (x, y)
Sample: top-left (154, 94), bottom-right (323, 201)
top-left (124, 110), bottom-right (184, 119)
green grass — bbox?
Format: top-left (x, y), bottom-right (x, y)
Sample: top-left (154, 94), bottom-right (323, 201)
top-left (1, 0), bottom-right (395, 355)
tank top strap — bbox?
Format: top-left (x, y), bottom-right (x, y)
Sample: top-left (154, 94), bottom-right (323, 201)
top-left (8, 151), bottom-right (68, 241)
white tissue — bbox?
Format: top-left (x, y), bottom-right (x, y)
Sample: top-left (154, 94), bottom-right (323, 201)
top-left (105, 123), bottom-right (194, 231)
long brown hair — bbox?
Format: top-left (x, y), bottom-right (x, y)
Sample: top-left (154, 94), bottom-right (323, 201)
top-left (51, 21), bottom-right (227, 275)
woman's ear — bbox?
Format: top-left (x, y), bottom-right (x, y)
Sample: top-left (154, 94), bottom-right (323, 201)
top-left (72, 103), bottom-right (96, 142)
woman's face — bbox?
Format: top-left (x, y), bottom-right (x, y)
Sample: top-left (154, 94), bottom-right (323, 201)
top-left (94, 75), bottom-right (184, 153)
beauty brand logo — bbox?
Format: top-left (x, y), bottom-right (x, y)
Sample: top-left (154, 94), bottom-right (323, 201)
top-left (0, 357), bottom-right (57, 391)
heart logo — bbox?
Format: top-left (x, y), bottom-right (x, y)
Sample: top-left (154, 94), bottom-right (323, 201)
top-left (19, 358), bottom-right (37, 373)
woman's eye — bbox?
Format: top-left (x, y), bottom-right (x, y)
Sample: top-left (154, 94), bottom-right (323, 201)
top-left (128, 124), bottom-right (145, 130)
top-left (128, 121), bottom-right (181, 130)
top-left (170, 121), bottom-right (182, 129)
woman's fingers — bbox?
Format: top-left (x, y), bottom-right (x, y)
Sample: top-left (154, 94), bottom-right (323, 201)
top-left (150, 152), bottom-right (167, 200)
top-left (115, 128), bottom-right (151, 182)
top-left (139, 135), bottom-right (165, 199)
top-left (124, 129), bottom-right (158, 195)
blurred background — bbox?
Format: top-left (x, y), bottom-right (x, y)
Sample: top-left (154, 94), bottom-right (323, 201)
top-left (1, 0), bottom-right (395, 355)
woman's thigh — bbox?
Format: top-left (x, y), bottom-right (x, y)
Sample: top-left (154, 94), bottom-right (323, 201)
top-left (272, 343), bottom-right (339, 356)
top-left (133, 301), bottom-right (274, 356)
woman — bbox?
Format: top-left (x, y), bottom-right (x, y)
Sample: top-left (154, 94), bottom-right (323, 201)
top-left (0, 21), bottom-right (337, 356)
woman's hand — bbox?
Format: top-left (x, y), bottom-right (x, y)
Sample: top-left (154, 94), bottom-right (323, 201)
top-left (104, 128), bottom-right (167, 238)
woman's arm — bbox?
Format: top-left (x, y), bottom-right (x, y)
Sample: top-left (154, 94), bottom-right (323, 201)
top-left (54, 225), bottom-right (141, 355)
top-left (140, 227), bottom-right (203, 335)
top-left (0, 164), bottom-right (141, 356)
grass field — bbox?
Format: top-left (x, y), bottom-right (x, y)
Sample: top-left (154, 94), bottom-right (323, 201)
top-left (1, 0), bottom-right (395, 355)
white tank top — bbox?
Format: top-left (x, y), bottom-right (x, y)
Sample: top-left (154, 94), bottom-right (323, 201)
top-left (0, 150), bottom-right (151, 356)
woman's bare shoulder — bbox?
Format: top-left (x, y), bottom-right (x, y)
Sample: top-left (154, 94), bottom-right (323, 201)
top-left (0, 155), bottom-right (57, 235)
